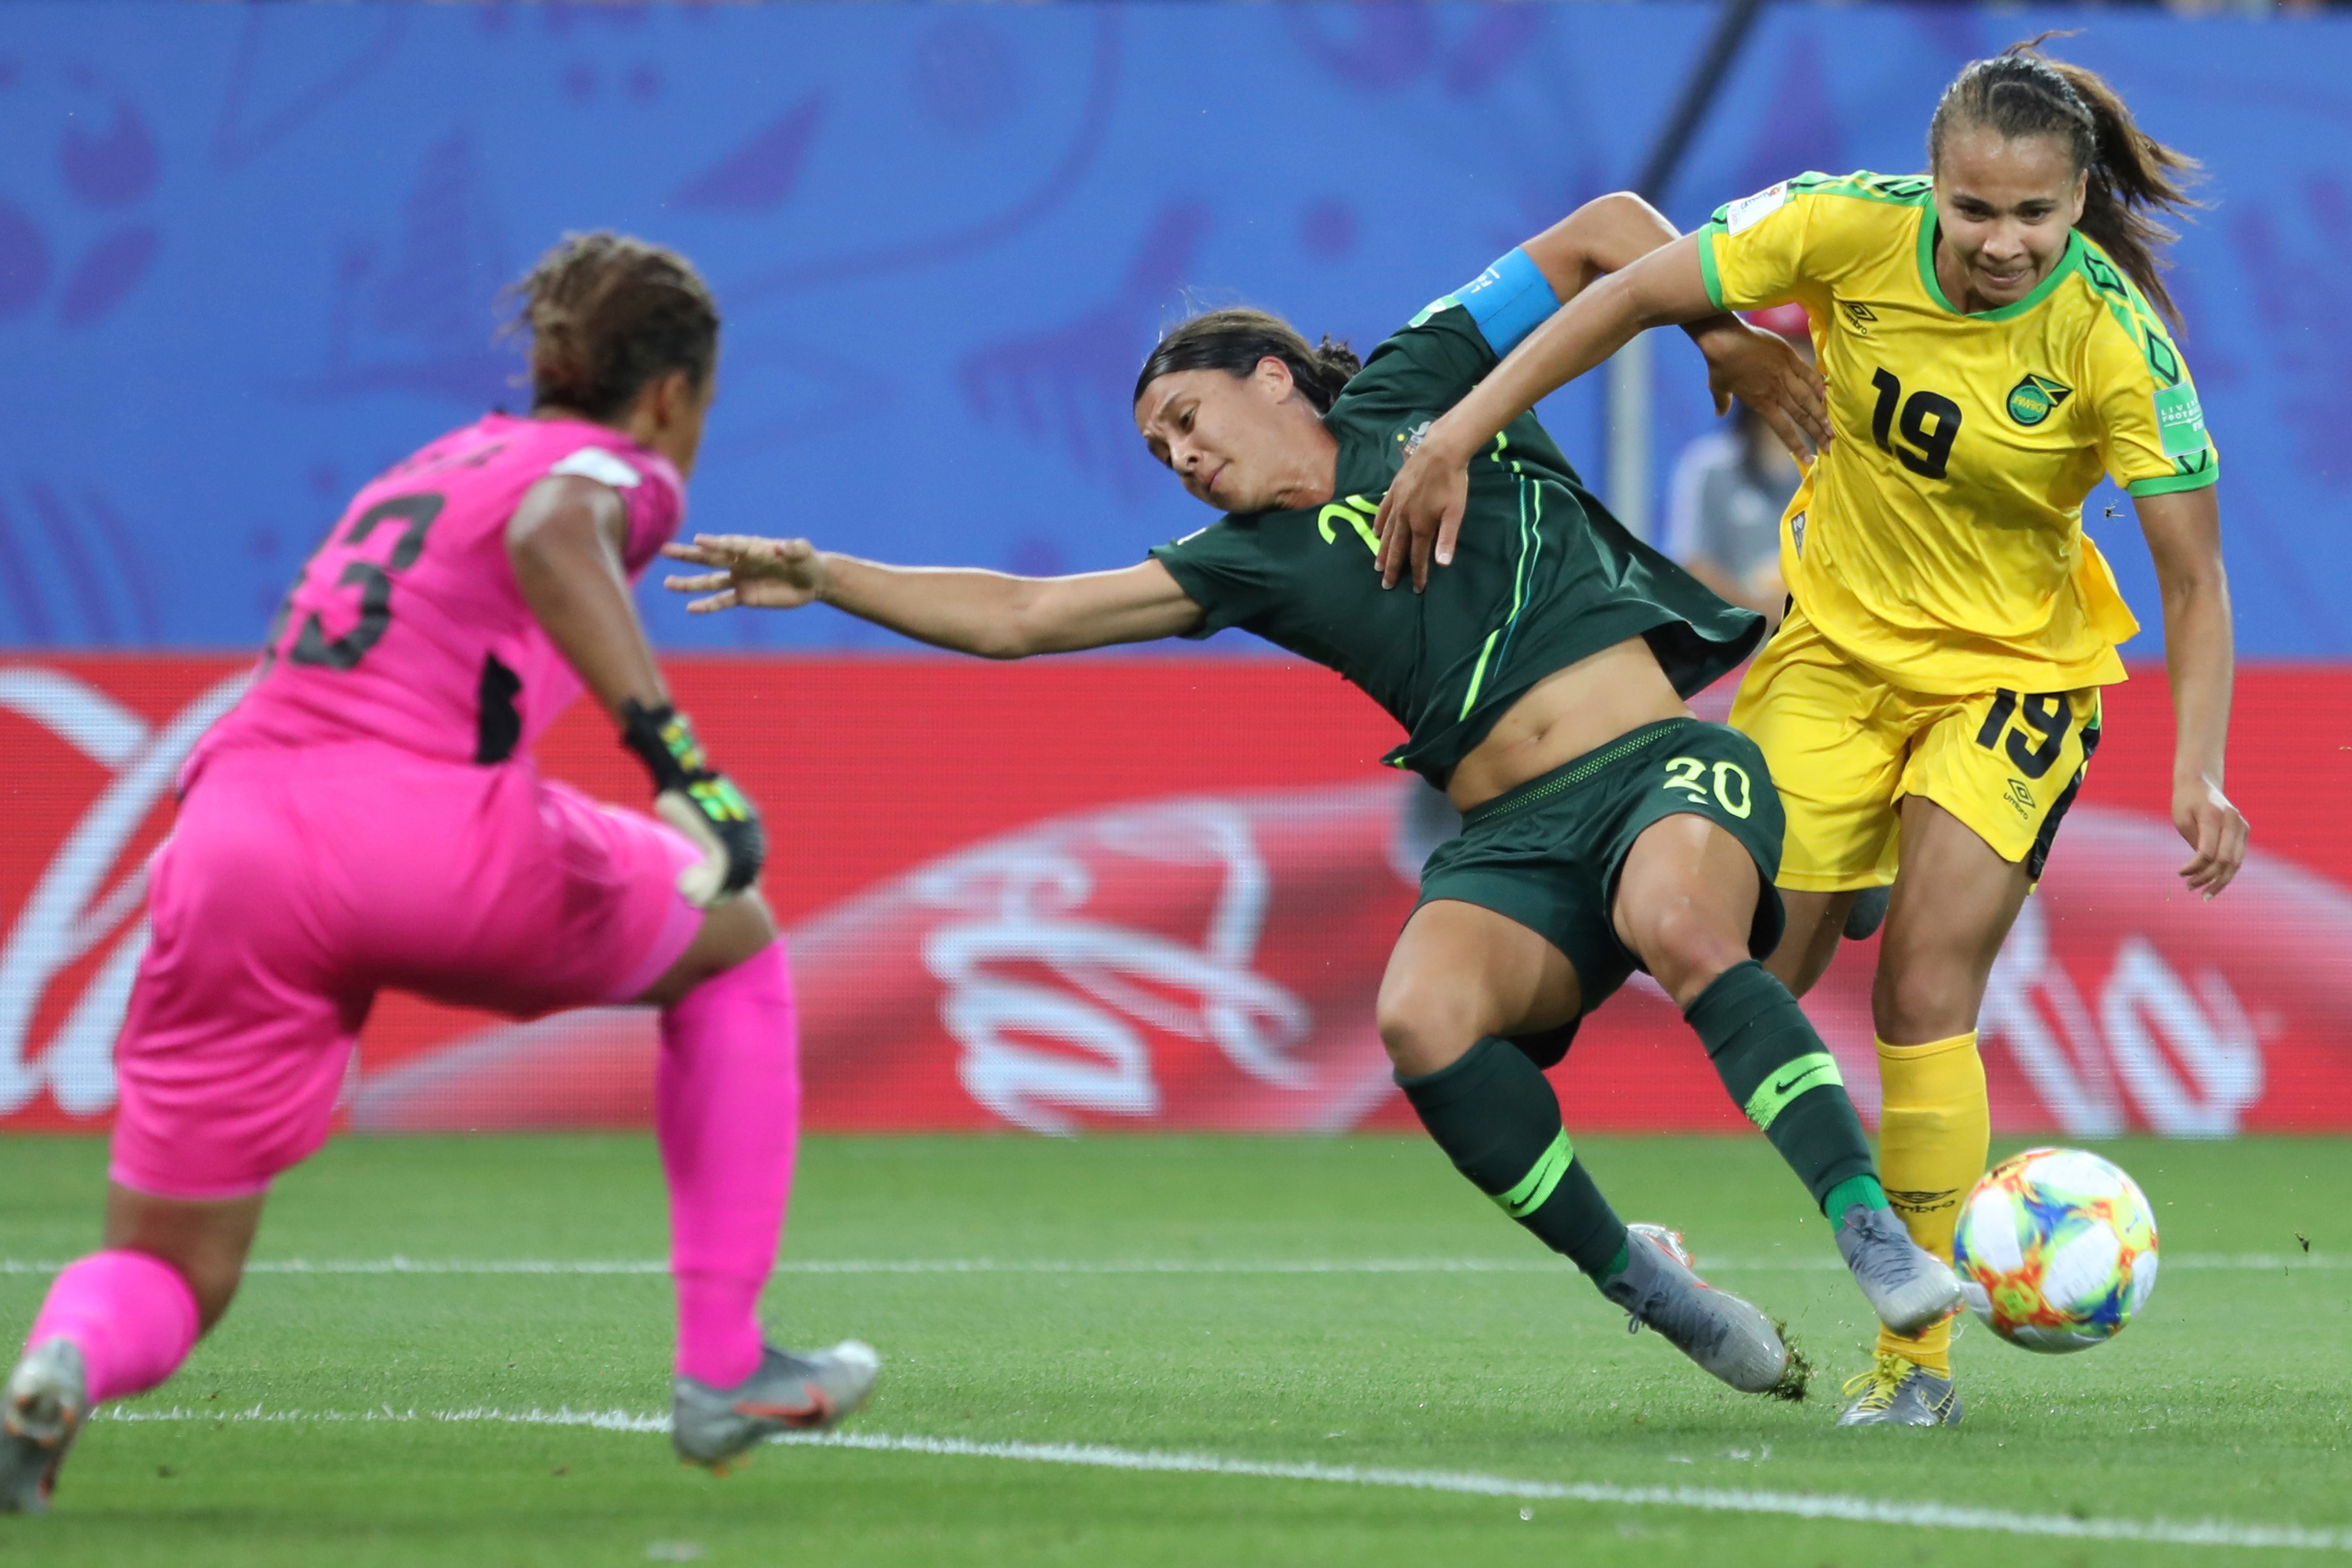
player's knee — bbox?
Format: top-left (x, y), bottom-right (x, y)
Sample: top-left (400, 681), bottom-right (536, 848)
top-left (1375, 979), bottom-right (1477, 1079)
top-left (1629, 900), bottom-right (1750, 1010)
top-left (714, 891), bottom-right (779, 956)
top-left (1872, 962), bottom-right (1979, 1043)
top-left (187, 1259), bottom-right (245, 1336)
top-left (124, 1242), bottom-right (245, 1337)
top-left (640, 893), bottom-right (778, 1006)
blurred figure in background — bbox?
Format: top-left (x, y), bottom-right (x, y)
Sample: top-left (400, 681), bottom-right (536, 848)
top-left (1662, 303), bottom-right (1813, 628)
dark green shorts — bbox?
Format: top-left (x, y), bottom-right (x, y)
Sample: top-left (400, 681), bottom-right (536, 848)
top-left (1415, 718), bottom-right (1787, 1062)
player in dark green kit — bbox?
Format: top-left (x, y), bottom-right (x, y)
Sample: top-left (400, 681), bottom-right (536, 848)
top-left (666, 193), bottom-right (1960, 1401)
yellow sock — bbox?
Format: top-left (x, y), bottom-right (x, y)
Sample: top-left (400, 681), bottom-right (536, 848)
top-left (1872, 1031), bottom-right (1988, 1377)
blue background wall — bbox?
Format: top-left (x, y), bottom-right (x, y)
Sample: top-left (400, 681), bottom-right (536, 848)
top-left (0, 3), bottom-right (2345, 654)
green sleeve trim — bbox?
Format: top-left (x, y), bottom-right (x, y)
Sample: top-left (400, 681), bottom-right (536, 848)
top-left (1696, 223), bottom-right (1727, 311)
top-left (1407, 293), bottom-right (1460, 330)
top-left (1494, 1129), bottom-right (1573, 1219)
top-left (2079, 243), bottom-right (2192, 388)
top-left (1783, 170), bottom-right (1932, 207)
top-left (2126, 465), bottom-right (2219, 498)
top-left (1743, 1051), bottom-right (1843, 1131)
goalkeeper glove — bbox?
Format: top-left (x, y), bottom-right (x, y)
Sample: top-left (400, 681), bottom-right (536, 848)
top-left (619, 698), bottom-right (765, 908)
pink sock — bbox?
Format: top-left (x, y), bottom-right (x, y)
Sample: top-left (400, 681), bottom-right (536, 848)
top-left (26, 1250), bottom-right (200, 1405)
top-left (657, 940), bottom-right (799, 1388)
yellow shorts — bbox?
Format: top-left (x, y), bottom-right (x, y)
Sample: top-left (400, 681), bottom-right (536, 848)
top-left (1727, 609), bottom-right (2103, 893)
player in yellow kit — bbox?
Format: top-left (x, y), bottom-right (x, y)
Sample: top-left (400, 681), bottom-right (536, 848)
top-left (1371, 40), bottom-right (2248, 1426)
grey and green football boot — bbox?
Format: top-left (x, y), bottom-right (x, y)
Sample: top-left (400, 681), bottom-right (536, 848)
top-left (1836, 1205), bottom-right (1963, 1336)
top-left (672, 1340), bottom-right (880, 1472)
top-left (0, 1338), bottom-right (87, 1514)
top-left (1838, 1352), bottom-right (1963, 1426)
top-left (1605, 1225), bottom-right (1800, 1399)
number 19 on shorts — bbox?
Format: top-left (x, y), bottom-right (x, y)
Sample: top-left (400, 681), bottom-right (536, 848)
top-left (1662, 755), bottom-right (1753, 819)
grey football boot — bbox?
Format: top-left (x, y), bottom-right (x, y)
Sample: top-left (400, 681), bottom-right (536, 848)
top-left (1836, 1204), bottom-right (1963, 1336)
top-left (1838, 1352), bottom-right (1964, 1427)
top-left (0, 1339), bottom-right (87, 1514)
top-left (672, 1340), bottom-right (880, 1471)
top-left (1604, 1225), bottom-right (1799, 1398)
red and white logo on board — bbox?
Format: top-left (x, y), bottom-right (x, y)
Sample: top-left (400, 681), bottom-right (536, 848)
top-left (0, 665), bottom-right (246, 1123)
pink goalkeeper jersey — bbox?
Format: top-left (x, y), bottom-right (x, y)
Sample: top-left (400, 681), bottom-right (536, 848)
top-left (197, 414), bottom-right (684, 774)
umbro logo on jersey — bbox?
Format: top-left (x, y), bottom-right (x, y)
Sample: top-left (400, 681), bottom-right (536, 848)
top-left (1839, 302), bottom-right (1877, 334)
top-left (2005, 778), bottom-right (2036, 820)
top-left (2007, 374), bottom-right (2074, 426)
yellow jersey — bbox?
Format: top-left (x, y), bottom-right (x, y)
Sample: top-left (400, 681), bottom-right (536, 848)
top-left (1698, 170), bottom-right (2218, 696)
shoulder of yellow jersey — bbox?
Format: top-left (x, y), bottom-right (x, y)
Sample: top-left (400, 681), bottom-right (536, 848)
top-left (1706, 169), bottom-right (1933, 228)
top-left (1708, 170), bottom-right (1933, 249)
top-left (2061, 234), bottom-right (2193, 392)
top-left (1700, 171), bottom-right (1932, 305)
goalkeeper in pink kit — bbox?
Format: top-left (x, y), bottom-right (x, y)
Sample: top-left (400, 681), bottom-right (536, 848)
top-left (0, 234), bottom-right (875, 1511)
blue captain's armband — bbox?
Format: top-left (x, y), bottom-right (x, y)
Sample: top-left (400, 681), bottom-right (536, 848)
top-left (1412, 247), bottom-right (1561, 358)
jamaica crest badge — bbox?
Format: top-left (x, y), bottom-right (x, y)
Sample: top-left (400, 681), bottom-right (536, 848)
top-left (2007, 373), bottom-right (2074, 427)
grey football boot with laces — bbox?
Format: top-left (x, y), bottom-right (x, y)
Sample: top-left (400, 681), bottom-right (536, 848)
top-left (1838, 1352), bottom-right (1964, 1426)
top-left (0, 1339), bottom-right (87, 1514)
top-left (672, 1340), bottom-right (880, 1471)
top-left (1604, 1225), bottom-right (1799, 1398)
top-left (1836, 1205), bottom-right (1963, 1336)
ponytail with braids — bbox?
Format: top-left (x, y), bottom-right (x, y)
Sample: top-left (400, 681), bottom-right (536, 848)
top-left (1929, 36), bottom-right (2201, 325)
top-left (1134, 309), bottom-right (1361, 415)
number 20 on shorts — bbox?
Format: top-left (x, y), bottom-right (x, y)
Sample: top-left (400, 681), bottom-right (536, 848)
top-left (1662, 755), bottom-right (1753, 819)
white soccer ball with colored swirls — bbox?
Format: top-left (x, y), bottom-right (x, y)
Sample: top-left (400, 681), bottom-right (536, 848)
top-left (1951, 1147), bottom-right (2159, 1354)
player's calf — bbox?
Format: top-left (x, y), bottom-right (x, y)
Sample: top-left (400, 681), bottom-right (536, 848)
top-left (1395, 1037), bottom-right (1634, 1285)
top-left (1397, 1038), bottom-right (1803, 1397)
top-left (1681, 961), bottom-right (1961, 1333)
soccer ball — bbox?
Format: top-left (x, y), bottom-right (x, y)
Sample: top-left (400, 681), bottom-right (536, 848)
top-left (1950, 1147), bottom-right (2159, 1353)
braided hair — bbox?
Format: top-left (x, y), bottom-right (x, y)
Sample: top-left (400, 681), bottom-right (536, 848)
top-left (1928, 37), bottom-right (2201, 325)
top-left (1134, 309), bottom-right (1361, 415)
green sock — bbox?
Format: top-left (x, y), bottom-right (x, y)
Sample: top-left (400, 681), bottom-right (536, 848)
top-left (1397, 1039), bottom-right (1630, 1285)
top-left (1685, 960), bottom-right (1878, 1210)
top-left (1823, 1173), bottom-right (1891, 1231)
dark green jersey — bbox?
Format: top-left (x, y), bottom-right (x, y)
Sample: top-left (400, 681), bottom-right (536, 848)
top-left (1149, 302), bottom-right (1764, 786)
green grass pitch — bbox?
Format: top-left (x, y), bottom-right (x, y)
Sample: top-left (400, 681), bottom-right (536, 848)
top-left (0, 1132), bottom-right (2344, 1566)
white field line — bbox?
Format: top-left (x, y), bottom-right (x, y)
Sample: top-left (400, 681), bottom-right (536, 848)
top-left (88, 1404), bottom-right (2352, 1552)
top-left (1, 1253), bottom-right (2340, 1277)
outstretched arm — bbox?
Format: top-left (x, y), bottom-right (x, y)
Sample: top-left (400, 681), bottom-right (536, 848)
top-left (1503, 199), bottom-right (1827, 457)
top-left (2137, 486), bottom-right (2247, 897)
top-left (509, 477), bottom-right (762, 908)
top-left (1376, 221), bottom-right (1828, 590)
top-left (662, 535), bottom-right (1205, 658)
top-left (1517, 192), bottom-right (1708, 305)
top-left (1464, 234), bottom-right (1736, 458)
